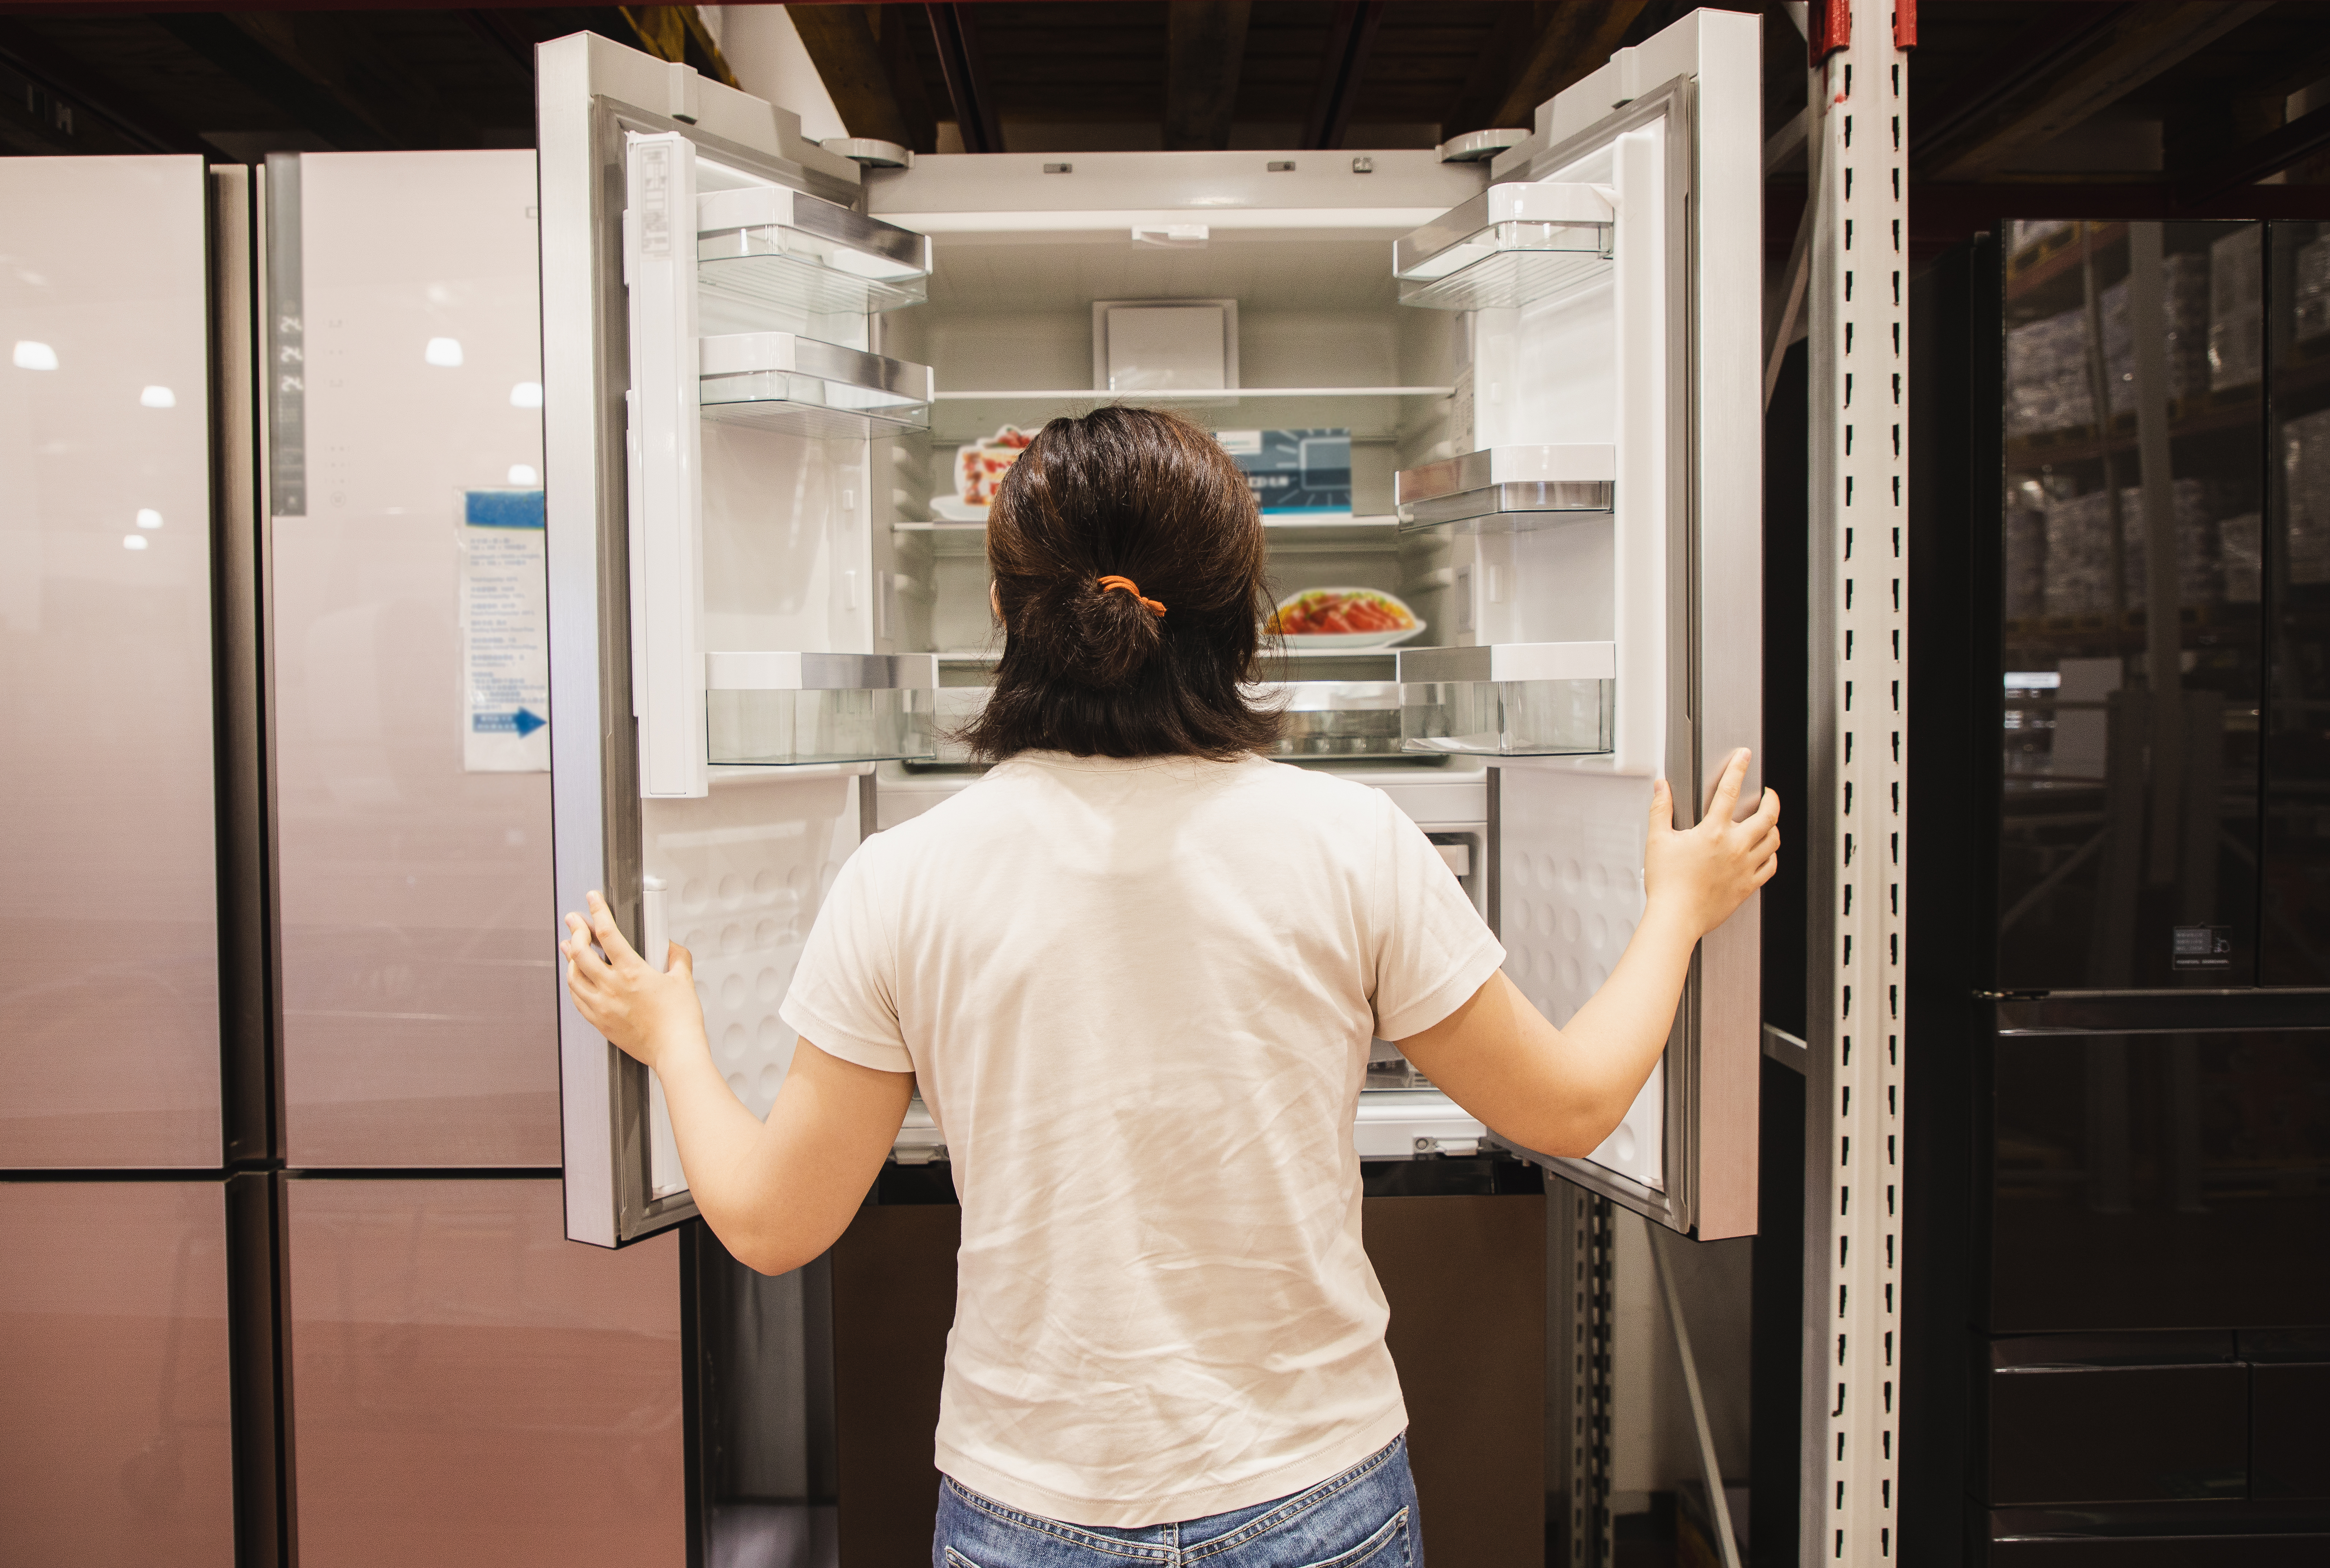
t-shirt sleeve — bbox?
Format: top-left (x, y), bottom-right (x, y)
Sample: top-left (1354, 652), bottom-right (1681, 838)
top-left (778, 840), bottom-right (917, 1074)
top-left (1369, 791), bottom-right (1509, 1041)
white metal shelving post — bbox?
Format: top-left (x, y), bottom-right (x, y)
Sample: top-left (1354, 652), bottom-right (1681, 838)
top-left (1802, 1), bottom-right (1913, 1563)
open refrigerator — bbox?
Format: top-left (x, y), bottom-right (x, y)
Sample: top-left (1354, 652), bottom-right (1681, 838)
top-left (540, 8), bottom-right (1761, 1251)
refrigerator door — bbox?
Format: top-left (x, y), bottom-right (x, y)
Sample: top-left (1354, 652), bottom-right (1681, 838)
top-left (284, 1177), bottom-right (683, 1566)
top-left (0, 1179), bottom-right (236, 1566)
top-left (539, 35), bottom-right (887, 1245)
top-left (266, 150), bottom-right (561, 1168)
top-left (0, 155), bottom-right (223, 1168)
top-left (1465, 11), bottom-right (1762, 1237)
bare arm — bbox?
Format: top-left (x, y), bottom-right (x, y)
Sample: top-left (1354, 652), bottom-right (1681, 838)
top-left (1396, 749), bottom-right (1779, 1158)
top-left (562, 892), bottom-right (912, 1274)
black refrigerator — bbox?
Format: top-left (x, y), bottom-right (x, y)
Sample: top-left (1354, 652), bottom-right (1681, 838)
top-left (1906, 219), bottom-right (2330, 1564)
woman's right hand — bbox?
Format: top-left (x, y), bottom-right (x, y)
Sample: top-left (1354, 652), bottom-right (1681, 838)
top-left (1642, 748), bottom-right (1780, 941)
top-left (561, 890), bottom-right (705, 1072)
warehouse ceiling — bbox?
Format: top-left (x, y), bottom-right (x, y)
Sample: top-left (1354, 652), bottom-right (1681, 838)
top-left (2, 2), bottom-right (2328, 238)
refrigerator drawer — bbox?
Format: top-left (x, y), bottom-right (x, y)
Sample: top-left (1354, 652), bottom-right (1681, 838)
top-left (1988, 1362), bottom-right (2247, 1506)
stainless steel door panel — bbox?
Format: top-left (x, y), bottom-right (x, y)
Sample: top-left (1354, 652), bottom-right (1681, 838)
top-left (0, 155), bottom-right (222, 1166)
top-left (284, 1177), bottom-right (683, 1566)
top-left (0, 1179), bottom-right (235, 1565)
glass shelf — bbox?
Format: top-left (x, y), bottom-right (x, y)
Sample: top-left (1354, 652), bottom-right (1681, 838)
top-left (704, 652), bottom-right (939, 766)
top-left (1394, 182), bottom-right (1614, 312)
top-left (700, 332), bottom-right (934, 437)
top-left (1395, 642), bottom-right (1615, 756)
top-left (1395, 445), bottom-right (1615, 532)
top-left (927, 388), bottom-right (1452, 445)
top-left (695, 184), bottom-right (931, 318)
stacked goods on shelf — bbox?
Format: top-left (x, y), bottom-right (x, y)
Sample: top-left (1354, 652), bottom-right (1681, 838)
top-left (2298, 234), bottom-right (2330, 344)
top-left (2005, 253), bottom-right (2210, 437)
top-left (2010, 219), bottom-right (2073, 255)
top-left (2005, 508), bottom-right (2048, 620)
top-left (2221, 514), bottom-right (2263, 602)
top-left (2040, 479), bottom-right (2224, 617)
top-left (2208, 228), bottom-right (2263, 392)
top-left (2285, 407), bottom-right (2330, 584)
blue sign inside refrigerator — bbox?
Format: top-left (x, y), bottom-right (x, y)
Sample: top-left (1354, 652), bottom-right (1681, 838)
top-left (1216, 428), bottom-right (1351, 516)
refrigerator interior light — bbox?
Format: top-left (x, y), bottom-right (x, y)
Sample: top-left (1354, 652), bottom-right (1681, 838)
top-left (121, 534), bottom-right (147, 550)
top-left (508, 464), bottom-right (539, 485)
top-left (136, 508), bottom-right (162, 529)
top-left (510, 381), bottom-right (544, 408)
top-left (13, 340), bottom-right (57, 370)
top-left (140, 384), bottom-right (176, 407)
top-left (425, 337), bottom-right (464, 366)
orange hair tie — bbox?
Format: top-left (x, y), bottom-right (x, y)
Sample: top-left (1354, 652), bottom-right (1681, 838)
top-left (1097, 574), bottom-right (1165, 617)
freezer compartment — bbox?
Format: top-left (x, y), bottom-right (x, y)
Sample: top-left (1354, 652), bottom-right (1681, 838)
top-left (706, 652), bottom-right (941, 766)
top-left (1395, 444), bottom-right (1616, 532)
top-left (1397, 642), bottom-right (1616, 755)
top-left (700, 331), bottom-right (934, 437)
top-left (1394, 182), bottom-right (1614, 311)
top-left (696, 184), bottom-right (931, 317)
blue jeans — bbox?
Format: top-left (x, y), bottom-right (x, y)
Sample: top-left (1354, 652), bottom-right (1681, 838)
top-left (933, 1433), bottom-right (1420, 1567)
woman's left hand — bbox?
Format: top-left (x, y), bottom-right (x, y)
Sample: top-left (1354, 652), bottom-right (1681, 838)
top-left (561, 890), bottom-right (704, 1071)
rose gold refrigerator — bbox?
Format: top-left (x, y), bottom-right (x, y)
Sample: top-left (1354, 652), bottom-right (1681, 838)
top-left (0, 152), bottom-right (241, 1568)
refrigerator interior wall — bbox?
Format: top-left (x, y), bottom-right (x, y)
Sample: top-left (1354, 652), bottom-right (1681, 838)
top-left (0, 154), bottom-right (224, 1167)
top-left (267, 150), bottom-right (561, 1168)
top-left (865, 148), bottom-right (1483, 736)
top-left (0, 1180), bottom-right (236, 1565)
top-left (540, 31), bottom-right (883, 1244)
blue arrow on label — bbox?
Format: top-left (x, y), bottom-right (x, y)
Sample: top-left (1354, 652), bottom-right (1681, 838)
top-left (512, 707), bottom-right (546, 739)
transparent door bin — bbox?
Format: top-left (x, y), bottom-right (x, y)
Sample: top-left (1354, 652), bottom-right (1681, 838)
top-left (1395, 444), bottom-right (1615, 533)
top-left (1394, 181), bottom-right (1615, 311)
top-left (700, 332), bottom-right (934, 437)
top-left (1262, 681), bottom-right (1407, 759)
top-left (1395, 643), bottom-right (1615, 756)
top-left (704, 652), bottom-right (940, 766)
top-left (696, 185), bottom-right (932, 317)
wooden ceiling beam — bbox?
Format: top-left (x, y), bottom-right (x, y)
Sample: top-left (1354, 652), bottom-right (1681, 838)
top-left (1163, 1), bottom-right (1251, 152)
top-left (1301, 0), bottom-right (1384, 151)
top-left (1444, 0), bottom-right (1652, 142)
top-left (1918, 1), bottom-right (2271, 181)
top-left (0, 18), bottom-right (210, 155)
top-left (2181, 95), bottom-right (2330, 204)
top-left (787, 4), bottom-right (935, 154)
top-left (148, 14), bottom-right (387, 150)
top-left (925, 1), bottom-right (1001, 154)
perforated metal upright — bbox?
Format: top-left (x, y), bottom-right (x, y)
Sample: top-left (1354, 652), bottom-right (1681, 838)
top-left (1801, 1), bottom-right (1913, 1562)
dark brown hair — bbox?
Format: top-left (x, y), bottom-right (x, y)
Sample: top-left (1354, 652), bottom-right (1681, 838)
top-left (963, 406), bottom-right (1282, 760)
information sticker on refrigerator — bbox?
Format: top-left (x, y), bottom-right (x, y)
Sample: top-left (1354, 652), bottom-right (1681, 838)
top-left (460, 487), bottom-right (550, 772)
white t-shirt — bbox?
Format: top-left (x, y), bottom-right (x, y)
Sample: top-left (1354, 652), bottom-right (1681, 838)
top-left (780, 751), bottom-right (1506, 1527)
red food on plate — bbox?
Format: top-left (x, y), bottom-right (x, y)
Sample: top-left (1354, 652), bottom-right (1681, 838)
top-left (1266, 589), bottom-right (1417, 637)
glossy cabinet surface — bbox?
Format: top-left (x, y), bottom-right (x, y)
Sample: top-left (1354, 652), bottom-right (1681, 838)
top-left (1988, 1029), bottom-right (2330, 1331)
top-left (0, 1180), bottom-right (235, 1565)
top-left (2264, 220), bottom-right (2330, 985)
top-left (1995, 222), bottom-right (2266, 988)
top-left (269, 152), bottom-right (559, 1166)
top-left (284, 1178), bottom-right (682, 1567)
top-left (0, 155), bottom-right (222, 1165)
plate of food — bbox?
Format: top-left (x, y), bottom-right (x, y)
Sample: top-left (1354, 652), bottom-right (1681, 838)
top-left (1265, 587), bottom-right (1425, 648)
top-left (931, 425), bottom-right (1034, 521)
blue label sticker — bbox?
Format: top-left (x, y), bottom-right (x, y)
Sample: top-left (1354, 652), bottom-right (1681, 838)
top-left (464, 488), bottom-right (545, 529)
